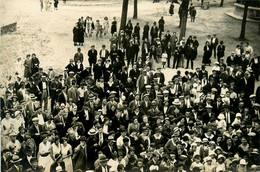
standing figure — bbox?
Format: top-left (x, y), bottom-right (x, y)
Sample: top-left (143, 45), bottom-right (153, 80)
top-left (96, 20), bottom-right (102, 38)
top-left (134, 23), bottom-right (140, 40)
top-left (125, 20), bottom-right (133, 38)
top-left (73, 23), bottom-right (79, 46)
top-left (78, 25), bottom-right (85, 46)
top-left (85, 17), bottom-right (94, 37)
top-left (186, 43), bottom-right (196, 69)
top-left (150, 22), bottom-right (159, 45)
top-left (24, 54), bottom-right (32, 79)
top-left (103, 17), bottom-right (109, 36)
top-left (217, 41), bottom-right (225, 62)
top-left (31, 53), bottom-right (40, 75)
top-left (143, 22), bottom-right (150, 41)
top-left (88, 45), bottom-right (98, 69)
top-left (211, 34), bottom-right (219, 59)
top-left (189, 3), bottom-right (197, 22)
top-left (158, 17), bottom-right (165, 39)
top-left (54, 0), bottom-right (59, 10)
top-left (111, 17), bottom-right (117, 36)
top-left (169, 3), bottom-right (174, 16)
top-left (202, 41), bottom-right (212, 66)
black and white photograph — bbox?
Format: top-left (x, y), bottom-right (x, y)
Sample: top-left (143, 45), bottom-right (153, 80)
top-left (1, 0), bottom-right (260, 171)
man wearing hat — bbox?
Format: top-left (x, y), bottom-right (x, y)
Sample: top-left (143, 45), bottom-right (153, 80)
top-left (226, 51), bottom-right (237, 66)
top-left (65, 59), bottom-right (76, 75)
top-left (102, 135), bottom-right (116, 159)
top-left (38, 75), bottom-right (50, 111)
top-left (25, 157), bottom-right (44, 172)
top-left (74, 47), bottom-right (84, 63)
top-left (202, 105), bottom-right (215, 125)
top-left (95, 154), bottom-right (109, 172)
top-left (72, 136), bottom-right (88, 171)
top-left (67, 81), bottom-right (79, 104)
top-left (129, 63), bottom-right (140, 85)
top-left (29, 117), bottom-right (43, 146)
top-left (88, 45), bottom-right (98, 69)
top-left (153, 68), bottom-right (165, 85)
top-left (99, 45), bottom-right (109, 63)
top-left (7, 155), bottom-right (23, 172)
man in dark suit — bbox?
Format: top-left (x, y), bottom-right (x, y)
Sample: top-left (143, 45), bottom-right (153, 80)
top-left (150, 22), bottom-right (158, 44)
top-left (153, 68), bottom-right (165, 86)
top-left (57, 87), bottom-right (67, 104)
top-left (74, 47), bottom-right (84, 63)
top-left (126, 41), bottom-right (135, 67)
top-left (38, 75), bottom-right (50, 111)
top-left (29, 117), bottom-right (43, 146)
top-left (129, 64), bottom-right (140, 86)
top-left (212, 96), bottom-right (223, 115)
top-left (95, 155), bottom-right (109, 172)
top-left (93, 59), bottom-right (103, 81)
top-left (202, 105), bottom-right (215, 125)
top-left (88, 45), bottom-right (98, 69)
top-left (102, 136), bottom-right (117, 159)
top-left (226, 52), bottom-right (237, 66)
top-left (6, 155), bottom-right (23, 172)
top-left (72, 136), bottom-right (88, 171)
top-left (222, 105), bottom-right (235, 126)
top-left (211, 34), bottom-right (218, 59)
top-left (99, 45), bottom-right (110, 63)
top-left (50, 76), bottom-right (62, 108)
top-left (142, 22), bottom-right (150, 40)
top-left (65, 59), bottom-right (76, 74)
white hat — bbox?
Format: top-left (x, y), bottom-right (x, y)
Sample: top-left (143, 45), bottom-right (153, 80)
top-left (202, 138), bottom-right (209, 142)
top-left (56, 166), bottom-right (63, 172)
top-left (204, 156), bottom-right (212, 162)
top-left (32, 117), bottom-right (39, 121)
top-left (236, 113), bottom-right (242, 118)
top-left (239, 159), bottom-right (247, 165)
top-left (195, 138), bottom-right (202, 143)
top-left (249, 94), bottom-right (256, 99)
top-left (172, 99), bottom-right (181, 105)
top-left (218, 113), bottom-right (225, 120)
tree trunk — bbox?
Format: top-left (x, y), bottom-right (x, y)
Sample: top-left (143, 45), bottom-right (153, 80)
top-left (239, 1), bottom-right (248, 40)
top-left (120, 0), bottom-right (129, 31)
top-left (179, 0), bottom-right (189, 39)
top-left (220, 0), bottom-right (224, 7)
top-left (133, 0), bottom-right (138, 19)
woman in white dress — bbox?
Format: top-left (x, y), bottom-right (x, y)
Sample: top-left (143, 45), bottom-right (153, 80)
top-left (103, 17), bottom-right (109, 36)
top-left (61, 137), bottom-right (73, 172)
top-left (1, 112), bottom-right (13, 148)
top-left (50, 136), bottom-right (62, 165)
top-left (38, 133), bottom-right (52, 172)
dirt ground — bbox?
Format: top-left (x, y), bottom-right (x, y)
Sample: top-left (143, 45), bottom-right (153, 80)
top-left (1, 0), bottom-right (260, 85)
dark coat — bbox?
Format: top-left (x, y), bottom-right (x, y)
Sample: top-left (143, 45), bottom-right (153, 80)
top-left (88, 50), bottom-right (98, 63)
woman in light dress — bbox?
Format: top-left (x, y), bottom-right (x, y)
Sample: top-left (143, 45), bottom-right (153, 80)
top-left (103, 17), bottom-right (109, 36)
top-left (1, 112), bottom-right (13, 149)
top-left (61, 137), bottom-right (73, 172)
top-left (38, 134), bottom-right (52, 172)
top-left (50, 136), bottom-right (62, 164)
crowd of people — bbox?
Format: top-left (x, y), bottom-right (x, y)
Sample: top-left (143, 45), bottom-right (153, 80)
top-left (1, 8), bottom-right (260, 172)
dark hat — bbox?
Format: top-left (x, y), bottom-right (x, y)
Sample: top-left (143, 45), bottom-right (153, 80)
top-left (80, 136), bottom-right (87, 141)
